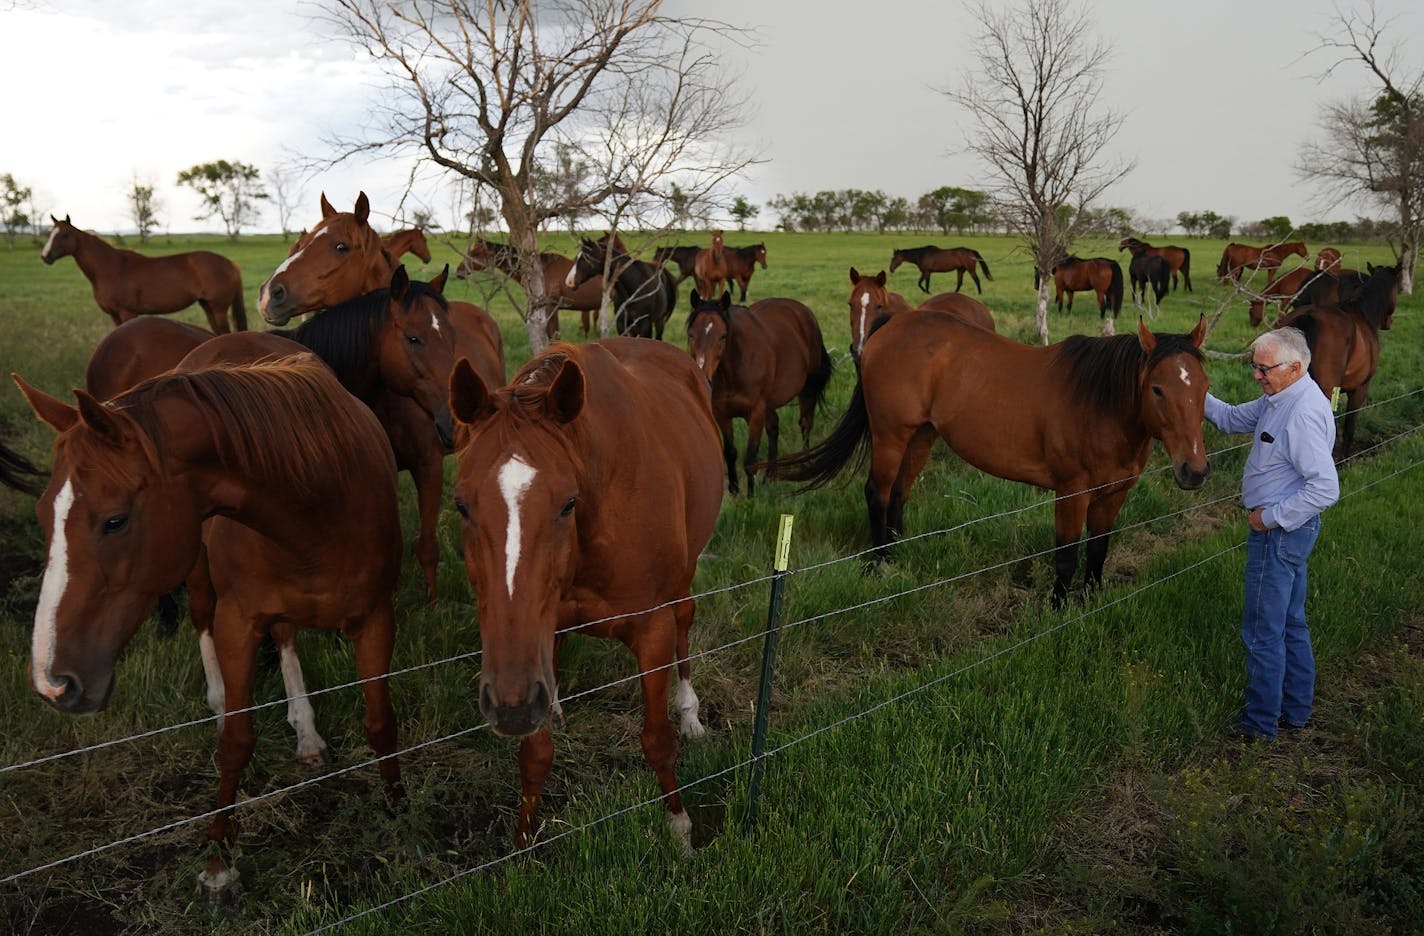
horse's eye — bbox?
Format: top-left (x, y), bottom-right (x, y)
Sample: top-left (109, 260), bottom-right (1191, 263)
top-left (335, 242), bottom-right (350, 254)
top-left (1151, 386), bottom-right (1165, 398)
top-left (406, 333), bottom-right (423, 346)
top-left (102, 514), bottom-right (128, 534)
top-left (453, 498), bottom-right (469, 519)
top-left (559, 497), bottom-right (576, 519)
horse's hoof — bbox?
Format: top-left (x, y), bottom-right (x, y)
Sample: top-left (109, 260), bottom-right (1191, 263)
top-left (197, 858), bottom-right (242, 907)
top-left (296, 744), bottom-right (329, 767)
top-left (669, 810), bottom-right (694, 857)
top-left (680, 716), bottom-right (707, 739)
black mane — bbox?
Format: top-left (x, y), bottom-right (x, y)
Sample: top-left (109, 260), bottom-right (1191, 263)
top-left (1056, 331), bottom-right (1203, 421)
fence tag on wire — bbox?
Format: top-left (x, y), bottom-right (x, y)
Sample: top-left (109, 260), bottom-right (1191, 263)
top-left (1331, 386), bottom-right (1341, 413)
top-left (774, 514), bottom-right (795, 572)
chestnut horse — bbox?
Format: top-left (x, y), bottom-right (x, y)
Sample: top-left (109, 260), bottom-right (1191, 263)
top-left (686, 290), bottom-right (833, 494)
top-left (1246, 266), bottom-right (1322, 327)
top-left (567, 234), bottom-right (677, 339)
top-left (846, 267), bottom-right (996, 362)
top-left (1118, 237), bottom-right (1192, 291)
top-left (15, 357), bottom-right (402, 898)
top-left (1050, 256), bottom-right (1125, 322)
top-left (1216, 241), bottom-right (1308, 285)
top-left (1315, 246), bottom-right (1342, 272)
top-left (457, 235), bottom-right (604, 338)
top-left (381, 227), bottom-right (432, 264)
top-left (1278, 261), bottom-right (1401, 459)
top-left (774, 313), bottom-right (1211, 606)
top-left (721, 243), bottom-right (768, 302)
top-left (41, 215), bottom-right (246, 333)
top-left (448, 338), bottom-right (723, 852)
top-left (693, 230), bottom-right (729, 299)
top-left (889, 245), bottom-right (994, 294)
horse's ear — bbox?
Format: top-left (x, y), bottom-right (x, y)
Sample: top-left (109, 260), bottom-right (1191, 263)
top-left (875, 270), bottom-right (887, 286)
top-left (75, 390), bottom-right (136, 450)
top-left (544, 359), bottom-right (585, 424)
top-left (320, 193), bottom-right (336, 218)
top-left (1187, 315), bottom-right (1207, 348)
top-left (719, 291), bottom-right (732, 310)
top-left (50, 214), bottom-right (61, 226)
top-left (13, 373), bottom-right (77, 433)
top-left (449, 358), bottom-right (494, 426)
top-left (64, 214), bottom-right (71, 224)
top-left (1137, 317), bottom-right (1157, 355)
top-left (354, 192), bottom-right (370, 224)
top-left (390, 265), bottom-right (410, 302)
top-left (429, 265), bottom-right (449, 295)
top-left (690, 288), bottom-right (702, 309)
top-left (849, 267), bottom-right (860, 284)
top-left (1367, 261), bottom-right (1376, 274)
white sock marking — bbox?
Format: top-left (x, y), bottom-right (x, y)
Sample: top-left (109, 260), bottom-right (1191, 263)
top-left (33, 478), bottom-right (74, 701)
top-left (280, 641), bottom-right (327, 763)
top-left (498, 455), bottom-right (538, 598)
top-left (677, 678), bottom-right (706, 738)
top-left (199, 630), bottom-right (226, 721)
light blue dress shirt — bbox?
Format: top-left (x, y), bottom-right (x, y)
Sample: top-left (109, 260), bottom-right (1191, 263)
top-left (1204, 376), bottom-right (1340, 531)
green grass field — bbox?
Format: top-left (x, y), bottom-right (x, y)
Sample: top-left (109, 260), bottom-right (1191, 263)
top-left (1, 228), bottom-right (1421, 934)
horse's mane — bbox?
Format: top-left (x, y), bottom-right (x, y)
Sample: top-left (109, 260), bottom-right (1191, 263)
top-left (893, 246), bottom-right (938, 260)
top-left (1055, 332), bottom-right (1204, 422)
top-left (686, 299), bottom-right (732, 333)
top-left (1349, 264), bottom-right (1399, 327)
top-left (276, 282), bottom-right (447, 385)
top-left (107, 358), bottom-right (372, 501)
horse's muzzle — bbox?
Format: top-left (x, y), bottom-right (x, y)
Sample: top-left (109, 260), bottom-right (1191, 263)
top-left (258, 281), bottom-right (296, 326)
top-left (1173, 460), bottom-right (1212, 490)
top-left (38, 670), bottom-right (113, 714)
top-left (480, 679), bottom-right (553, 738)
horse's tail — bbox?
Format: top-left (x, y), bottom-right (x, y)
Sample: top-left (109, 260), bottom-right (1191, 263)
top-left (773, 378), bottom-right (870, 491)
top-left (1216, 249), bottom-right (1230, 280)
top-left (975, 251), bottom-right (994, 281)
top-left (0, 437), bottom-right (45, 496)
top-left (803, 336), bottom-right (835, 414)
top-left (231, 287), bottom-right (248, 332)
top-left (1108, 261), bottom-right (1124, 314)
top-left (1290, 312), bottom-right (1319, 352)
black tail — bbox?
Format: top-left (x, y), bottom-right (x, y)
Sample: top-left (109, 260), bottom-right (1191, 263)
top-left (231, 286), bottom-right (248, 331)
top-left (0, 437), bottom-right (45, 496)
top-left (1180, 247), bottom-right (1192, 291)
top-left (1107, 262), bottom-right (1124, 315)
top-left (772, 379), bottom-right (871, 490)
top-left (1291, 312), bottom-right (1319, 353)
top-left (975, 251), bottom-right (993, 281)
top-left (803, 338), bottom-right (834, 413)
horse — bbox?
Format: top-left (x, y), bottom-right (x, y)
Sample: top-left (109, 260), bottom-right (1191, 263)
top-left (889, 245), bottom-right (994, 294)
top-left (1246, 266), bottom-right (1323, 327)
top-left (457, 235), bottom-right (604, 338)
top-left (447, 338), bottom-right (723, 852)
top-left (1315, 246), bottom-right (1342, 272)
top-left (1277, 261), bottom-right (1401, 459)
top-left (1127, 247), bottom-right (1170, 309)
top-left (567, 234), bottom-right (677, 339)
top-left (692, 230), bottom-right (729, 299)
top-left (40, 215), bottom-right (247, 333)
top-left (15, 356), bottom-right (403, 899)
top-left (1118, 237), bottom-right (1192, 291)
top-left (1050, 256), bottom-right (1125, 323)
top-left (653, 245), bottom-right (701, 285)
top-left (381, 227), bottom-right (432, 264)
top-left (846, 267), bottom-right (997, 362)
top-left (773, 313), bottom-right (1211, 606)
top-left (1216, 241), bottom-right (1308, 285)
top-left (686, 290), bottom-right (833, 495)
top-left (721, 243), bottom-right (768, 302)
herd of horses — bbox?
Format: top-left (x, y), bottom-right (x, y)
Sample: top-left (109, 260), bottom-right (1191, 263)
top-left (12, 206), bottom-right (1405, 897)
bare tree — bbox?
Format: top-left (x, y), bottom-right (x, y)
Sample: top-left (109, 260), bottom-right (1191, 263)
top-left (266, 163), bottom-right (305, 242)
top-left (1298, 2), bottom-right (1422, 294)
top-left (322, 0), bottom-right (756, 353)
top-left (944, 0), bottom-right (1132, 342)
top-left (126, 173), bottom-right (161, 244)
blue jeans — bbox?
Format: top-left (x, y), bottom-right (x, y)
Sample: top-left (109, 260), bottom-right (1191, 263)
top-left (1240, 516), bottom-right (1321, 739)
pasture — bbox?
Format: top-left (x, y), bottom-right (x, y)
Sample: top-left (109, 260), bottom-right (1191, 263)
top-left (1, 228), bottom-right (1422, 933)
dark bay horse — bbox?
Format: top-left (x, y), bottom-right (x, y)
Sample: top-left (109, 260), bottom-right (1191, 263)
top-left (1050, 256), bottom-right (1124, 323)
top-left (381, 227), bottom-right (432, 263)
top-left (774, 313), bottom-right (1211, 606)
top-left (1278, 261), bottom-right (1401, 459)
top-left (1128, 247), bottom-right (1170, 309)
top-left (457, 235), bottom-right (604, 338)
top-left (653, 244), bottom-right (701, 285)
top-left (1118, 237), bottom-right (1192, 291)
top-left (567, 234), bottom-right (677, 339)
top-left (686, 290), bottom-right (833, 494)
top-left (41, 215), bottom-right (246, 333)
top-left (721, 243), bottom-right (768, 301)
top-left (1217, 241), bottom-right (1308, 285)
top-left (693, 230), bottom-right (729, 299)
top-left (889, 245), bottom-right (994, 294)
top-left (15, 357), bottom-right (403, 899)
top-left (847, 267), bottom-right (996, 362)
top-left (447, 338), bottom-right (723, 852)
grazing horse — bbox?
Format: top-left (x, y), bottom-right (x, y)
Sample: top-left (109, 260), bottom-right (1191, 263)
top-left (1277, 261), bottom-right (1401, 459)
top-left (15, 357), bottom-right (403, 898)
top-left (1315, 247), bottom-right (1342, 272)
top-left (381, 227), bottom-right (432, 264)
top-left (686, 290), bottom-right (833, 495)
top-left (774, 313), bottom-right (1211, 606)
top-left (1216, 241), bottom-right (1308, 285)
top-left (1246, 266), bottom-right (1324, 327)
top-left (567, 234), bottom-right (677, 339)
top-left (1128, 247), bottom-right (1170, 309)
top-left (653, 245), bottom-right (701, 285)
top-left (1051, 256), bottom-right (1125, 323)
top-left (1118, 237), bottom-right (1192, 291)
top-left (889, 245), bottom-right (995, 294)
top-left (693, 230), bottom-right (729, 299)
top-left (846, 267), bottom-right (996, 362)
top-left (457, 236), bottom-right (604, 338)
top-left (40, 215), bottom-right (246, 333)
top-left (721, 243), bottom-right (768, 301)
top-left (447, 338), bottom-right (723, 852)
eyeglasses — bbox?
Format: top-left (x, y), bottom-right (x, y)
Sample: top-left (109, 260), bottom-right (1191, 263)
top-left (1249, 360), bottom-right (1288, 375)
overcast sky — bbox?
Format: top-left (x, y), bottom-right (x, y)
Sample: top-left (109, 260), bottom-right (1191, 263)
top-left (4, 0), bottom-right (1417, 236)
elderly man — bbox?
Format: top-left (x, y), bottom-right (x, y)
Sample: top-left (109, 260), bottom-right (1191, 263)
top-left (1205, 327), bottom-right (1340, 741)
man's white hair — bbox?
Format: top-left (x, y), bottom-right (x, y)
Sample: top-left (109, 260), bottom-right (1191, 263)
top-left (1253, 327), bottom-right (1311, 371)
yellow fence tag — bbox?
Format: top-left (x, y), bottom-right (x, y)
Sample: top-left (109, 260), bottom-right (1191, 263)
top-left (1330, 386), bottom-right (1341, 413)
top-left (774, 514), bottom-right (795, 572)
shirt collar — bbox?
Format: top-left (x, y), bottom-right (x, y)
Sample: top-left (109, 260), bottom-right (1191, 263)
top-left (1267, 371), bottom-right (1315, 407)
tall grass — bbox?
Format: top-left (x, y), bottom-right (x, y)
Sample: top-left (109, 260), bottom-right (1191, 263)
top-left (0, 228), bottom-right (1420, 933)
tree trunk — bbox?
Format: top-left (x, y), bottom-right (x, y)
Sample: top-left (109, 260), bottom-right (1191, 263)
top-left (1036, 280), bottom-right (1051, 345)
top-left (1400, 229), bottom-right (1418, 295)
top-left (506, 211), bottom-right (552, 355)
